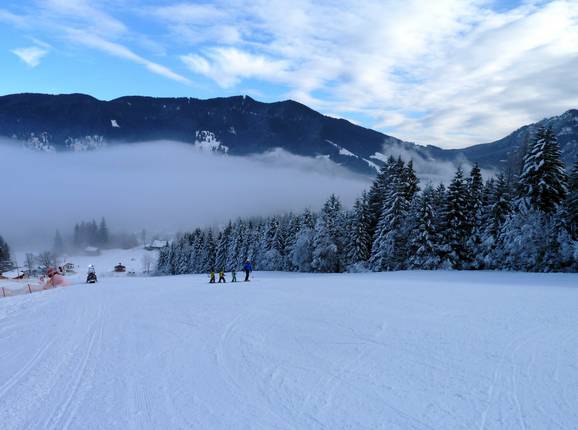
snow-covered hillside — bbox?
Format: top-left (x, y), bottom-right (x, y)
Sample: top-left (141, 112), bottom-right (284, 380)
top-left (1, 270), bottom-right (577, 429)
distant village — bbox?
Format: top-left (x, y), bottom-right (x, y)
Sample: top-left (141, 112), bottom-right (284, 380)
top-left (0, 218), bottom-right (169, 278)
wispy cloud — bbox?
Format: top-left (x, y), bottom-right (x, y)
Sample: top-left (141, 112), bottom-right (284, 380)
top-left (0, 8), bottom-right (27, 26)
top-left (2, 0), bottom-right (190, 86)
top-left (11, 46), bottom-right (49, 67)
top-left (38, 0), bottom-right (127, 36)
top-left (65, 30), bottom-right (191, 85)
top-left (181, 47), bottom-right (289, 88)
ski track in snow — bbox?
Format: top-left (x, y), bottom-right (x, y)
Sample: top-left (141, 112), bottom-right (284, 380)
top-left (0, 270), bottom-right (577, 430)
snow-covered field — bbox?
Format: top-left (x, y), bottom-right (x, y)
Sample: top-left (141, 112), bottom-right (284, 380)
top-left (1, 265), bottom-right (577, 429)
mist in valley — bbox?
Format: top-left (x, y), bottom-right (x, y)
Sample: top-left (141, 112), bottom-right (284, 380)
top-left (0, 140), bottom-right (370, 251)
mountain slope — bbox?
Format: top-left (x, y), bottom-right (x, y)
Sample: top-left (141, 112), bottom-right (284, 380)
top-left (442, 109), bottom-right (578, 170)
top-left (0, 93), bottom-right (576, 175)
top-left (0, 93), bottom-right (417, 174)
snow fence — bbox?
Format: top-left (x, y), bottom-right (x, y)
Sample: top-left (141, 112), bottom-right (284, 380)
top-left (0, 281), bottom-right (64, 299)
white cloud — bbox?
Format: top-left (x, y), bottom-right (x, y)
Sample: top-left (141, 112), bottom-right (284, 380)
top-left (181, 47), bottom-right (289, 87)
top-left (11, 46), bottom-right (49, 67)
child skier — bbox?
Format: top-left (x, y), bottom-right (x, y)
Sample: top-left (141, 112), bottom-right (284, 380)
top-left (209, 271), bottom-right (216, 283)
top-left (231, 270), bottom-right (237, 283)
top-left (218, 270), bottom-right (226, 283)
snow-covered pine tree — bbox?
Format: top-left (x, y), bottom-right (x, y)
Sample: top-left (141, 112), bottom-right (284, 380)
top-left (301, 208), bottom-right (316, 230)
top-left (518, 126), bottom-right (568, 213)
top-left (260, 217), bottom-right (280, 270)
top-left (202, 229), bottom-right (216, 272)
top-left (264, 217), bottom-right (279, 250)
top-left (52, 230), bottom-right (65, 256)
top-left (346, 191), bottom-right (372, 268)
top-left (188, 229), bottom-right (203, 273)
top-left (246, 221), bottom-right (264, 268)
top-left (433, 183), bottom-right (446, 208)
top-left (443, 167), bottom-right (470, 269)
top-left (402, 159), bottom-right (420, 201)
top-left (98, 217), bottom-right (109, 247)
top-left (487, 174), bottom-right (512, 239)
top-left (267, 219), bottom-right (289, 270)
top-left (89, 220), bottom-right (99, 246)
top-left (465, 164), bottom-right (484, 268)
top-left (312, 195), bottom-right (345, 272)
top-left (407, 185), bottom-right (441, 269)
top-left (367, 156), bottom-right (396, 239)
top-left (0, 235), bottom-right (13, 273)
top-left (240, 220), bottom-right (255, 264)
top-left (226, 220), bottom-right (245, 271)
top-left (290, 229), bottom-right (314, 272)
top-left (284, 214), bottom-right (301, 271)
top-left (215, 222), bottom-right (232, 271)
top-left (73, 224), bottom-right (81, 249)
top-left (290, 209), bottom-right (315, 272)
top-left (168, 242), bottom-right (179, 275)
top-left (370, 176), bottom-right (410, 271)
top-left (542, 206), bottom-right (574, 271)
top-left (567, 158), bottom-right (578, 239)
top-left (176, 242), bottom-right (191, 274)
top-left (479, 177), bottom-right (496, 232)
top-left (311, 218), bottom-right (337, 273)
top-left (493, 209), bottom-right (547, 271)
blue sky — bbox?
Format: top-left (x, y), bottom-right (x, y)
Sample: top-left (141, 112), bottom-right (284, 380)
top-left (1, 0), bottom-right (577, 148)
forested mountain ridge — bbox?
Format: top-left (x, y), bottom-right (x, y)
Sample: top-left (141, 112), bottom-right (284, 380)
top-left (1, 93), bottom-right (576, 175)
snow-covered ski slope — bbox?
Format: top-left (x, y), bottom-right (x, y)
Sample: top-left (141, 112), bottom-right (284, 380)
top-left (1, 270), bottom-right (577, 430)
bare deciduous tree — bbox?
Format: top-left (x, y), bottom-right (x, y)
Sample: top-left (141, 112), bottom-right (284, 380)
top-left (37, 251), bottom-right (56, 269)
top-left (25, 253), bottom-right (36, 274)
top-left (142, 253), bottom-right (154, 274)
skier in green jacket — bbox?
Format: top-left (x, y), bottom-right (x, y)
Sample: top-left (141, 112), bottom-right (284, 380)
top-left (218, 270), bottom-right (226, 283)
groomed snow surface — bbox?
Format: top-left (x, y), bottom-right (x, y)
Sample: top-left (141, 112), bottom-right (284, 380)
top-left (1, 262), bottom-right (577, 429)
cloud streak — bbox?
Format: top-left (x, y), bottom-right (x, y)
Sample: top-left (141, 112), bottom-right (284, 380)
top-left (65, 30), bottom-right (191, 85)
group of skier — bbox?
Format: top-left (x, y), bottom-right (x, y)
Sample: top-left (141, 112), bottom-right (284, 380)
top-left (209, 260), bottom-right (253, 284)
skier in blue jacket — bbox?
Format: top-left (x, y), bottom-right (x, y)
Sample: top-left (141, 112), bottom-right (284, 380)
top-left (243, 260), bottom-right (252, 282)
